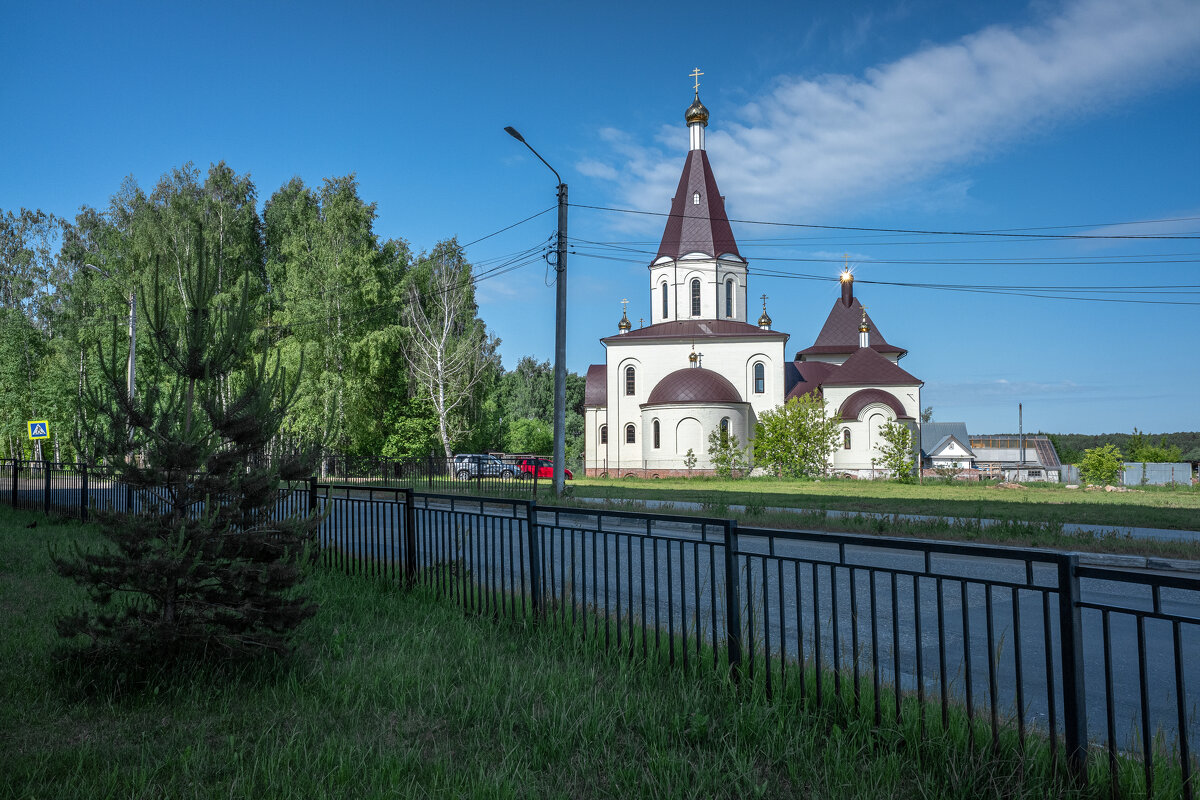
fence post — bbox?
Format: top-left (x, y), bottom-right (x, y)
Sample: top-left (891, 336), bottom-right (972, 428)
top-left (11, 459), bottom-right (18, 508)
top-left (475, 455), bottom-right (482, 494)
top-left (403, 487), bottom-right (417, 588)
top-left (532, 464), bottom-right (538, 498)
top-left (723, 518), bottom-right (743, 680)
top-left (427, 456), bottom-right (433, 491)
top-left (43, 461), bottom-right (51, 515)
top-left (525, 500), bottom-right (542, 619)
top-left (79, 464), bottom-right (88, 523)
top-left (307, 476), bottom-right (318, 515)
top-left (1057, 553), bottom-right (1089, 785)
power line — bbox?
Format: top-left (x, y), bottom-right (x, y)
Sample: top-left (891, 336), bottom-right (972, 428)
top-left (568, 203), bottom-right (1200, 240)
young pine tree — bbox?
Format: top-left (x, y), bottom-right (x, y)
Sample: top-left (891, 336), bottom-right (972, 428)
top-left (53, 222), bottom-right (320, 668)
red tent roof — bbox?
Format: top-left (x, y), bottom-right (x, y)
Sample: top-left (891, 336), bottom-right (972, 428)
top-left (656, 150), bottom-right (741, 260)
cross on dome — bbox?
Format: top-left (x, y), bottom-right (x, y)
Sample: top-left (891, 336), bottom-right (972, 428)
top-left (690, 67), bottom-right (704, 96)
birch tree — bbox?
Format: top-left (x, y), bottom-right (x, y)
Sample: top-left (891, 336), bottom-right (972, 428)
top-left (402, 244), bottom-right (498, 458)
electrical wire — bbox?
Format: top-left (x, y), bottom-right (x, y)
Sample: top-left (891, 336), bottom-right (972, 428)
top-left (569, 203), bottom-right (1200, 240)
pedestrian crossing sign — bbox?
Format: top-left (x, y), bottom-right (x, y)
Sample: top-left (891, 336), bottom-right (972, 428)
top-left (27, 420), bottom-right (49, 440)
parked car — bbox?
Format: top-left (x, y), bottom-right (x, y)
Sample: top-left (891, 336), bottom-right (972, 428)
top-left (452, 454), bottom-right (516, 479)
top-left (518, 457), bottom-right (573, 480)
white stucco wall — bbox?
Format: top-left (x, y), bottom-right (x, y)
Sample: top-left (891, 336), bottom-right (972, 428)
top-left (649, 255), bottom-right (748, 324)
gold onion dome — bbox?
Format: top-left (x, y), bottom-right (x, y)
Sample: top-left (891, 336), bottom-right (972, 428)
top-left (685, 95), bottom-right (709, 127)
top-left (859, 309), bottom-right (870, 333)
top-left (758, 309), bottom-right (772, 327)
top-left (618, 311), bottom-right (632, 332)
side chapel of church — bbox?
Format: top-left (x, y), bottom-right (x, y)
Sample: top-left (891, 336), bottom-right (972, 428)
top-left (583, 77), bottom-right (923, 477)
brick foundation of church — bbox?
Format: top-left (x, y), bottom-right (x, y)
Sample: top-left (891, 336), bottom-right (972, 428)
top-left (583, 467), bottom-right (720, 479)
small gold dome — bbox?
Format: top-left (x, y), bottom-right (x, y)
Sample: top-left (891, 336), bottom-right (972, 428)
top-left (618, 311), bottom-right (632, 332)
top-left (758, 310), bottom-right (772, 328)
top-left (685, 96), bottom-right (709, 127)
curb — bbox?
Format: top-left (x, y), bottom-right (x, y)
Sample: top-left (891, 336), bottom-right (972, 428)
top-left (1076, 552), bottom-right (1200, 574)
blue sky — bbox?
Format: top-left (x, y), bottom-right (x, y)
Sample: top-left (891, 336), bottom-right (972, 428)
top-left (3, 0), bottom-right (1199, 435)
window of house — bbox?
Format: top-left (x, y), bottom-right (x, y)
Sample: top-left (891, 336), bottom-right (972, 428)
top-left (599, 425), bottom-right (607, 445)
top-left (843, 429), bottom-right (851, 449)
top-left (725, 279), bottom-right (733, 318)
top-left (653, 420), bottom-right (660, 449)
top-left (692, 192), bottom-right (700, 205)
top-left (691, 279), bottom-right (701, 316)
top-left (625, 366), bottom-right (635, 396)
top-left (625, 423), bottom-right (636, 444)
top-left (720, 417), bottom-right (729, 435)
top-left (661, 282), bottom-right (668, 319)
top-left (754, 362), bottom-right (765, 393)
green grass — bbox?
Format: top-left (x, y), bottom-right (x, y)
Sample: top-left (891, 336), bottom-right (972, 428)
top-left (571, 475), bottom-right (1200, 532)
top-left (0, 507), bottom-right (1178, 799)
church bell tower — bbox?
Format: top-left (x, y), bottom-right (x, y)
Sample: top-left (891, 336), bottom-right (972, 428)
top-left (649, 70), bottom-right (749, 325)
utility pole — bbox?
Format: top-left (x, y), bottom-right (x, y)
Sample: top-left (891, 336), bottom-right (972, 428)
top-left (505, 125), bottom-right (569, 497)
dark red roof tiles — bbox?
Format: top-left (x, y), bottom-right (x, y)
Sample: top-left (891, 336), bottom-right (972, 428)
top-left (785, 360), bottom-right (837, 400)
top-left (837, 388), bottom-right (912, 421)
top-left (603, 319), bottom-right (784, 343)
top-left (796, 296), bottom-right (906, 359)
top-left (821, 346), bottom-right (922, 387)
top-left (584, 364), bottom-right (606, 407)
top-left (657, 150), bottom-right (741, 260)
top-left (645, 367), bottom-right (744, 406)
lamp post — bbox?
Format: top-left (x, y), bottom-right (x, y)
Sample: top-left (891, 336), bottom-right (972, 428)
top-left (505, 125), bottom-right (568, 497)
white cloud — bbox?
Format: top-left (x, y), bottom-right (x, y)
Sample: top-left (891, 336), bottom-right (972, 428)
top-left (588, 0), bottom-right (1200, 226)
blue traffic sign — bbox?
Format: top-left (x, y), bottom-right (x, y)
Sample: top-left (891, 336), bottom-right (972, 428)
top-left (27, 420), bottom-right (49, 440)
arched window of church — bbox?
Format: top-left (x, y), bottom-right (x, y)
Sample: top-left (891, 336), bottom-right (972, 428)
top-left (600, 425), bottom-right (607, 445)
top-left (692, 192), bottom-right (700, 205)
top-left (720, 417), bottom-right (729, 436)
top-left (725, 279), bottom-right (733, 318)
top-left (754, 362), bottom-right (765, 394)
top-left (653, 420), bottom-right (660, 449)
top-left (690, 279), bottom-right (701, 316)
top-left (843, 429), bottom-right (851, 450)
top-left (625, 423), bottom-right (636, 444)
top-left (661, 282), bottom-right (668, 319)
top-left (625, 366), bottom-right (635, 396)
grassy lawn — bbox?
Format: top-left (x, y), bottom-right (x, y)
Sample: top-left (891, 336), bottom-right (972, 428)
top-left (0, 507), bottom-right (1149, 799)
top-left (570, 475), bottom-right (1200, 532)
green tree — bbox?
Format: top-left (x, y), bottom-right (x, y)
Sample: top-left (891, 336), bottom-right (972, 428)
top-left (707, 426), bottom-right (748, 479)
top-left (506, 417), bottom-right (553, 455)
top-left (402, 243), bottom-right (500, 458)
top-left (53, 222), bottom-right (320, 674)
top-left (753, 393), bottom-right (840, 478)
top-left (874, 419), bottom-right (917, 483)
top-left (1128, 433), bottom-right (1182, 463)
top-left (1079, 443), bottom-right (1125, 485)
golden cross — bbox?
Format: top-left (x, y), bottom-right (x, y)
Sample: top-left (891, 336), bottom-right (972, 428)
top-left (621, 298), bottom-right (629, 313)
top-left (843, 253), bottom-right (849, 269)
top-left (760, 293), bottom-right (768, 309)
top-left (690, 67), bottom-right (703, 94)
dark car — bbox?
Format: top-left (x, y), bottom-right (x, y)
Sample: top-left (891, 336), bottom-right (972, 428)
top-left (518, 458), bottom-right (573, 480)
top-left (452, 454), bottom-right (516, 479)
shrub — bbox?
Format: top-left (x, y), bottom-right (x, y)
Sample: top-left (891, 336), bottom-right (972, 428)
top-left (1079, 443), bottom-right (1125, 485)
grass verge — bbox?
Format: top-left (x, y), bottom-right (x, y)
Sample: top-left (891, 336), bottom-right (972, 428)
top-left (570, 475), bottom-right (1200, 532)
top-left (0, 506), bottom-right (1167, 799)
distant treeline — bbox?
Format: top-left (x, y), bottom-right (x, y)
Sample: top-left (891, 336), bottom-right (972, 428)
top-left (1046, 432), bottom-right (1200, 464)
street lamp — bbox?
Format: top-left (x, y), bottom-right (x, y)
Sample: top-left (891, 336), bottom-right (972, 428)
top-left (505, 125), bottom-right (568, 497)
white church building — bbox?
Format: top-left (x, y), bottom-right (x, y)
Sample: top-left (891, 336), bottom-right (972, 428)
top-left (583, 85), bottom-right (923, 478)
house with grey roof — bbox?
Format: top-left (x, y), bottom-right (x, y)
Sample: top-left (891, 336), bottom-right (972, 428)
top-left (969, 435), bottom-right (1062, 482)
top-left (920, 422), bottom-right (977, 474)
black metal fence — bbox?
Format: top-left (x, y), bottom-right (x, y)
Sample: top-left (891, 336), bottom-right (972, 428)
top-left (5, 459), bottom-right (1197, 798)
top-left (315, 453), bottom-right (567, 497)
